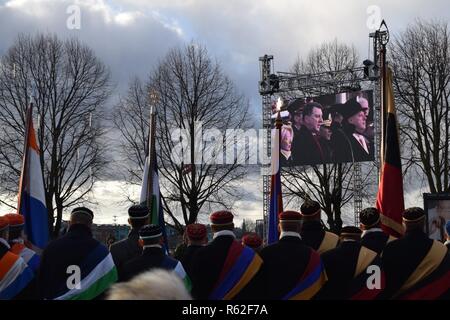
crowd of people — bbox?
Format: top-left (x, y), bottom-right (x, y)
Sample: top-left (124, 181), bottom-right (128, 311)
top-left (0, 201), bottom-right (449, 300)
top-left (278, 93), bottom-right (374, 166)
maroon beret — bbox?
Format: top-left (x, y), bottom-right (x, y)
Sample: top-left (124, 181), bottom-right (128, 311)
top-left (186, 223), bottom-right (207, 240)
top-left (242, 233), bottom-right (263, 249)
top-left (210, 210), bottom-right (234, 225)
top-left (279, 210), bottom-right (302, 221)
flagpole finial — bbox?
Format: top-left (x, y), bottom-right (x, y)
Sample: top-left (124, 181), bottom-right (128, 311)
top-left (29, 83), bottom-right (37, 105)
top-left (149, 89), bottom-right (159, 115)
top-left (379, 20), bottom-right (390, 45)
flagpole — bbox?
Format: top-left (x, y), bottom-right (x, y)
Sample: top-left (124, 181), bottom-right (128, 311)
top-left (268, 110), bottom-right (283, 244)
top-left (379, 20), bottom-right (389, 173)
top-left (146, 90), bottom-right (158, 222)
top-left (17, 101), bottom-right (33, 214)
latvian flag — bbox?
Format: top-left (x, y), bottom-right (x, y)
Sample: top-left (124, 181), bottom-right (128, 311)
top-left (17, 104), bottom-right (49, 248)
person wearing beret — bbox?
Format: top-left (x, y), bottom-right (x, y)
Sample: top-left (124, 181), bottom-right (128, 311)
top-left (300, 200), bottom-right (338, 255)
top-left (180, 223), bottom-right (208, 280)
top-left (110, 205), bottom-right (149, 275)
top-left (293, 102), bottom-right (326, 166)
top-left (381, 207), bottom-right (450, 299)
top-left (190, 210), bottom-right (262, 300)
top-left (120, 224), bottom-right (191, 292)
top-left (332, 97), bottom-right (372, 163)
top-left (0, 215), bottom-right (35, 300)
top-left (5, 213), bottom-right (41, 274)
top-left (247, 210), bottom-right (327, 300)
top-left (317, 226), bottom-right (383, 300)
top-left (37, 207), bottom-right (118, 300)
top-left (359, 207), bottom-right (396, 255)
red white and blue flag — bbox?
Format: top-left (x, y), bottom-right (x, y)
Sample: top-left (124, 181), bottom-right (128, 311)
top-left (17, 104), bottom-right (49, 248)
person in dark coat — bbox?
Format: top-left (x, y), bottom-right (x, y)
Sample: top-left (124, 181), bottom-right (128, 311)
top-left (109, 205), bottom-right (148, 275)
top-left (300, 200), bottom-right (338, 255)
top-left (359, 207), bottom-right (396, 255)
top-left (37, 207), bottom-right (117, 300)
top-left (332, 98), bottom-right (372, 163)
top-left (381, 207), bottom-right (450, 299)
top-left (179, 223), bottom-right (207, 280)
top-left (190, 211), bottom-right (262, 300)
top-left (293, 102), bottom-right (325, 166)
top-left (317, 226), bottom-right (383, 300)
top-left (245, 211), bottom-right (327, 300)
top-left (120, 225), bottom-right (190, 291)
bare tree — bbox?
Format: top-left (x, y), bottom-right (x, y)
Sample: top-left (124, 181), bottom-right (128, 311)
top-left (113, 43), bottom-right (251, 233)
top-left (390, 20), bottom-right (450, 193)
top-left (291, 39), bottom-right (360, 96)
top-left (284, 40), bottom-right (375, 232)
top-left (0, 33), bottom-right (111, 237)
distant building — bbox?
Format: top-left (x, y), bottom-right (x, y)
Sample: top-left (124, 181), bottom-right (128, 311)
top-left (92, 224), bottom-right (130, 246)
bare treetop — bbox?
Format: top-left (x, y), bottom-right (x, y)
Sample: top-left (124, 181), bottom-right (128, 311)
top-left (113, 43), bottom-right (251, 232)
top-left (0, 33), bottom-right (111, 237)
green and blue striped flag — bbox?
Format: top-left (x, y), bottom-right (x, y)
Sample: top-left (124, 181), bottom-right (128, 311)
top-left (140, 155), bottom-right (169, 253)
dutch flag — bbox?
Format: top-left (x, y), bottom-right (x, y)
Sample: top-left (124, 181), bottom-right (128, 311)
top-left (17, 104), bottom-right (49, 248)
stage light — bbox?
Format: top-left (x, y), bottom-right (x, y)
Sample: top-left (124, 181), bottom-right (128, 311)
top-left (363, 60), bottom-right (379, 80)
top-left (269, 74), bottom-right (280, 92)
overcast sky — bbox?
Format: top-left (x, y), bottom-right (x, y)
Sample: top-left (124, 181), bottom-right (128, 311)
top-left (0, 0), bottom-right (448, 225)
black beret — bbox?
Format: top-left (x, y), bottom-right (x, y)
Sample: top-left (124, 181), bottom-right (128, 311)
top-left (139, 224), bottom-right (163, 240)
top-left (340, 98), bottom-right (364, 120)
top-left (300, 200), bottom-right (321, 216)
top-left (128, 205), bottom-right (149, 219)
top-left (402, 207), bottom-right (425, 222)
top-left (340, 225), bottom-right (362, 236)
top-left (71, 207), bottom-right (94, 220)
top-left (359, 207), bottom-right (380, 227)
top-left (287, 98), bottom-right (305, 115)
